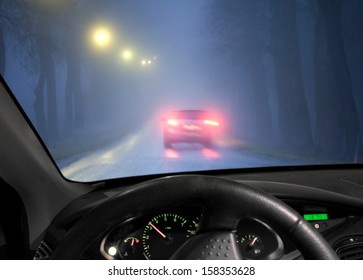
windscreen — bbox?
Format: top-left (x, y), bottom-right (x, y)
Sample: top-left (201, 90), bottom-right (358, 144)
top-left (1, 0), bottom-right (362, 182)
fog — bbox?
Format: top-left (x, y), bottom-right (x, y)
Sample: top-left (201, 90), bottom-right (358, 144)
top-left (1, 0), bottom-right (363, 181)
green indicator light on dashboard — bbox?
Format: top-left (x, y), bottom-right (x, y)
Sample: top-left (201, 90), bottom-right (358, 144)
top-left (303, 213), bottom-right (328, 221)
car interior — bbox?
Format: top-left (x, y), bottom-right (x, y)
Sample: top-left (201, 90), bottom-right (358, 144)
top-left (1, 78), bottom-right (363, 260)
top-left (0, 1), bottom-right (363, 261)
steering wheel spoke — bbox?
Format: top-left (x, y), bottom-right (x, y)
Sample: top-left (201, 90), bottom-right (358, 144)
top-left (171, 231), bottom-right (242, 260)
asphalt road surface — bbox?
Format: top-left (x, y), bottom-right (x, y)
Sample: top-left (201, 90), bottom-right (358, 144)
top-left (59, 120), bottom-right (309, 182)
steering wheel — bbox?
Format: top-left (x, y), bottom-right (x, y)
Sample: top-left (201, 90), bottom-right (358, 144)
top-left (50, 175), bottom-right (338, 259)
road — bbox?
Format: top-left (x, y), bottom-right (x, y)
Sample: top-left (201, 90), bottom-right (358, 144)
top-left (59, 120), bottom-right (308, 182)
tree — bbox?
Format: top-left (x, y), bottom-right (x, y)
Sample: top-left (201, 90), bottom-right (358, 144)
top-left (1, 0), bottom-right (60, 140)
top-left (0, 0), bottom-right (19, 75)
top-left (34, 6), bottom-right (58, 139)
top-left (61, 1), bottom-right (85, 131)
top-left (208, 0), bottom-right (273, 144)
top-left (2, 0), bottom-right (92, 139)
top-left (314, 0), bottom-right (361, 159)
top-left (270, 0), bottom-right (313, 149)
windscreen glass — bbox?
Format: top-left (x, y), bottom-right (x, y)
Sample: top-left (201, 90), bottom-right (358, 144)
top-left (1, 0), bottom-right (363, 182)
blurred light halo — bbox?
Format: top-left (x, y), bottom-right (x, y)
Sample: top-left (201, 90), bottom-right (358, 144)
top-left (122, 49), bottom-right (133, 60)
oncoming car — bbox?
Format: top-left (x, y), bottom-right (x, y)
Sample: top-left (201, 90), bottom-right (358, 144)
top-left (161, 110), bottom-right (219, 148)
top-left (0, 0), bottom-right (363, 264)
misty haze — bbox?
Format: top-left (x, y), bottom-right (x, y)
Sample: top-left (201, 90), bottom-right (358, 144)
top-left (1, 0), bottom-right (362, 182)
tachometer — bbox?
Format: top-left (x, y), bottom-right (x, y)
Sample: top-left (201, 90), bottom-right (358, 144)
top-left (142, 213), bottom-right (198, 259)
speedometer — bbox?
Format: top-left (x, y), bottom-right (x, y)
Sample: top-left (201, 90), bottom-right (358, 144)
top-left (142, 213), bottom-right (198, 259)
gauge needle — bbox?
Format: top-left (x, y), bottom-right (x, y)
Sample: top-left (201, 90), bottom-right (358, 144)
top-left (149, 222), bottom-right (166, 238)
top-left (131, 238), bottom-right (139, 246)
top-left (251, 237), bottom-right (258, 246)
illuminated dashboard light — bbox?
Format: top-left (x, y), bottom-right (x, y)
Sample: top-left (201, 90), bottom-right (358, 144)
top-left (303, 213), bottom-right (328, 221)
top-left (108, 246), bottom-right (117, 256)
top-left (204, 120), bottom-right (219, 126)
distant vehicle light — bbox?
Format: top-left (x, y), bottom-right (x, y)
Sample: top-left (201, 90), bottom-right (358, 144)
top-left (204, 120), bottom-right (219, 126)
top-left (167, 119), bottom-right (178, 126)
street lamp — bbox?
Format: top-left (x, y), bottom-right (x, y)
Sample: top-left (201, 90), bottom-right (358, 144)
top-left (141, 59), bottom-right (152, 66)
top-left (91, 27), bottom-right (112, 49)
top-left (122, 50), bottom-right (133, 60)
top-left (93, 28), bottom-right (110, 46)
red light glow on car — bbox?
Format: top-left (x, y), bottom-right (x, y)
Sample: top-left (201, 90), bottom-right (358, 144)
top-left (164, 148), bottom-right (179, 159)
top-left (203, 119), bottom-right (219, 126)
top-left (167, 119), bottom-right (178, 126)
top-left (201, 148), bottom-right (220, 158)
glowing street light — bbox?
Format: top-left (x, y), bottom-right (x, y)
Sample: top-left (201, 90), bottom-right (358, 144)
top-left (122, 50), bottom-right (133, 60)
top-left (141, 59), bottom-right (152, 66)
top-left (91, 27), bottom-right (112, 48)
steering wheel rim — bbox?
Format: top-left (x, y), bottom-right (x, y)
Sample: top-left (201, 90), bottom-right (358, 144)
top-left (50, 175), bottom-right (338, 259)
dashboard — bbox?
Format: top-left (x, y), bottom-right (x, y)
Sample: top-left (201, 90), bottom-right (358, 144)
top-left (35, 170), bottom-right (363, 260)
top-left (99, 204), bottom-right (283, 260)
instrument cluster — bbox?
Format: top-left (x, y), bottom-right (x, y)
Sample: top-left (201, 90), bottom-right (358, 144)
top-left (100, 204), bottom-right (283, 260)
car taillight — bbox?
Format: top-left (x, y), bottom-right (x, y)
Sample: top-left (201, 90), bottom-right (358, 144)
top-left (167, 119), bottom-right (178, 126)
top-left (204, 120), bottom-right (219, 126)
